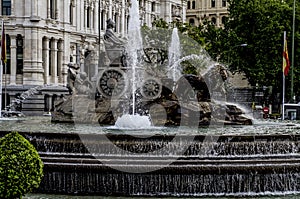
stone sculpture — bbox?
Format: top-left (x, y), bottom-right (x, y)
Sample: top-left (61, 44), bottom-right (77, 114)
top-left (52, 19), bottom-right (252, 126)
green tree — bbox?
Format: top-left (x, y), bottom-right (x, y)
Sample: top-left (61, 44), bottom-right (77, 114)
top-left (144, 19), bottom-right (226, 75)
top-left (0, 132), bottom-right (43, 199)
top-left (224, 0), bottom-right (300, 100)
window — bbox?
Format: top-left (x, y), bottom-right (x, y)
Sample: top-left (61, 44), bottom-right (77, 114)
top-left (50, 0), bottom-right (56, 19)
top-left (189, 18), bottom-right (195, 26)
top-left (192, 1), bottom-right (195, 9)
top-left (16, 35), bottom-right (23, 74)
top-left (222, 0), bottom-right (226, 7)
top-left (49, 40), bottom-right (52, 76)
top-left (187, 1), bottom-right (190, 9)
top-left (69, 2), bottom-right (73, 25)
top-left (114, 13), bottom-right (118, 32)
top-left (3, 34), bottom-right (10, 74)
top-left (101, 10), bottom-right (105, 30)
top-left (86, 6), bottom-right (91, 28)
top-left (211, 17), bottom-right (216, 24)
top-left (211, 0), bottom-right (216, 8)
top-left (2, 0), bottom-right (11, 15)
top-left (151, 2), bottom-right (155, 12)
top-left (221, 16), bottom-right (227, 24)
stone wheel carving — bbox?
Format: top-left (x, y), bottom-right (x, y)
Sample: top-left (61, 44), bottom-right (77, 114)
top-left (141, 77), bottom-right (162, 100)
top-left (97, 68), bottom-right (127, 98)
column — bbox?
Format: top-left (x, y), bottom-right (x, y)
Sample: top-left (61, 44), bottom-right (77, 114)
top-left (55, 0), bottom-right (59, 20)
top-left (73, 0), bottom-right (77, 27)
top-left (216, 13), bottom-right (220, 27)
top-left (103, 10), bottom-right (107, 29)
top-left (57, 40), bottom-right (63, 84)
top-left (47, 0), bottom-right (51, 18)
top-left (91, 6), bottom-right (94, 32)
top-left (10, 35), bottom-right (16, 85)
top-left (31, 0), bottom-right (37, 17)
top-left (77, 0), bottom-right (82, 30)
top-left (145, 0), bottom-right (150, 26)
top-left (84, 2), bottom-right (88, 31)
top-left (94, 1), bottom-right (98, 34)
top-left (11, 0), bottom-right (15, 16)
top-left (23, 28), bottom-right (43, 85)
top-left (100, 7), bottom-right (103, 31)
top-left (108, 0), bottom-right (112, 19)
top-left (121, 0), bottom-right (125, 35)
top-left (42, 37), bottom-right (50, 84)
top-left (79, 45), bottom-right (85, 73)
top-left (182, 0), bottom-right (187, 23)
top-left (51, 39), bottom-right (58, 84)
top-left (117, 13), bottom-right (120, 33)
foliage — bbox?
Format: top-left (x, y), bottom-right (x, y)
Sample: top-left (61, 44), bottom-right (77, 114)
top-left (0, 132), bottom-right (43, 199)
top-left (225, 0), bottom-right (300, 100)
top-left (143, 19), bottom-right (222, 76)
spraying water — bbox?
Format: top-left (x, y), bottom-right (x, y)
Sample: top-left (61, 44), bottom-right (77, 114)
top-left (168, 28), bottom-right (181, 82)
top-left (126, 0), bottom-right (143, 115)
top-left (114, 0), bottom-right (153, 129)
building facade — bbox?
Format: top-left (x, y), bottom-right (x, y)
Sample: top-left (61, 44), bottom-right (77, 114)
top-left (99, 0), bottom-right (187, 52)
top-left (186, 0), bottom-right (228, 27)
top-left (0, 0), bottom-right (186, 115)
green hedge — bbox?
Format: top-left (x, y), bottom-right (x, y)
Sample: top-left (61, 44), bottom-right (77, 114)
top-left (0, 132), bottom-right (43, 199)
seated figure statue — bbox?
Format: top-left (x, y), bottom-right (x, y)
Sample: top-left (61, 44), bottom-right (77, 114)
top-left (103, 18), bottom-right (127, 66)
top-left (104, 18), bottom-right (126, 47)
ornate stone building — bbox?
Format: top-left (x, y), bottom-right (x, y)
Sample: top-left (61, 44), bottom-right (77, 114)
top-left (99, 0), bottom-right (187, 51)
top-left (186, 0), bottom-right (228, 27)
top-left (0, 0), bottom-right (186, 115)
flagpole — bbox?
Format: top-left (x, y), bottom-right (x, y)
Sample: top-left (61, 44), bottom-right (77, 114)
top-left (1, 19), bottom-right (5, 114)
top-left (282, 31), bottom-right (286, 120)
top-left (282, 71), bottom-right (285, 120)
top-left (0, 50), bottom-right (2, 118)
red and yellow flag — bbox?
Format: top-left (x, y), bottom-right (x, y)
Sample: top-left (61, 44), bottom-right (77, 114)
top-left (1, 21), bottom-right (6, 64)
top-left (283, 35), bottom-right (290, 76)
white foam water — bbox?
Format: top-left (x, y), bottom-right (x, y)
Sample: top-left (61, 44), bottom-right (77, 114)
top-left (114, 114), bottom-right (152, 129)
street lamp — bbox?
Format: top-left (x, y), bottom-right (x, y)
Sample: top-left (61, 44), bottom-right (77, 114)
top-left (227, 43), bottom-right (248, 66)
top-left (291, 0), bottom-right (296, 102)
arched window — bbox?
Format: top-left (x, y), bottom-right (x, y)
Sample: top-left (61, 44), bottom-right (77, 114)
top-left (189, 18), bottom-right (195, 26)
top-left (211, 0), bottom-right (216, 8)
top-left (187, 1), bottom-right (191, 9)
top-left (221, 16), bottom-right (227, 24)
top-left (16, 35), bottom-right (23, 74)
top-left (2, 0), bottom-right (11, 15)
top-left (211, 17), bottom-right (216, 24)
top-left (192, 1), bottom-right (195, 9)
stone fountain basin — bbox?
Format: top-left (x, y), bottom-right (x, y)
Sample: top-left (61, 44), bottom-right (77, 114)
top-left (1, 130), bottom-right (300, 196)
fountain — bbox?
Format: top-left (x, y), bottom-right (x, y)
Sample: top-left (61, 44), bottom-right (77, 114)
top-left (4, 0), bottom-right (300, 198)
top-left (0, 85), bottom-right (47, 118)
top-left (168, 27), bottom-right (181, 83)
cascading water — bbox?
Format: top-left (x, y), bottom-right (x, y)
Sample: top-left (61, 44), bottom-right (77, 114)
top-left (168, 28), bottom-right (181, 83)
